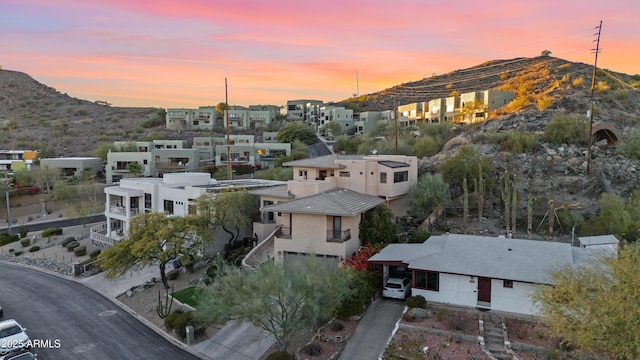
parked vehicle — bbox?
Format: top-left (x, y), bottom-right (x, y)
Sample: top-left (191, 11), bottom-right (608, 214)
top-left (382, 277), bottom-right (411, 299)
top-left (0, 349), bottom-right (37, 360)
top-left (0, 320), bottom-right (30, 356)
top-left (0, 302), bottom-right (3, 317)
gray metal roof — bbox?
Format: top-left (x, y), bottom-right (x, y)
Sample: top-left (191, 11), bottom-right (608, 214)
top-left (369, 233), bottom-right (609, 285)
top-left (283, 154), bottom-right (363, 169)
top-left (378, 160), bottom-right (410, 168)
top-left (261, 188), bottom-right (385, 216)
top-left (578, 235), bottom-right (619, 246)
top-left (249, 185), bottom-right (295, 198)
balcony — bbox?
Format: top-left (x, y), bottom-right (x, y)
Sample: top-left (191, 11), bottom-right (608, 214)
top-left (108, 205), bottom-right (139, 217)
top-left (327, 229), bottom-right (351, 243)
top-left (277, 226), bottom-right (292, 239)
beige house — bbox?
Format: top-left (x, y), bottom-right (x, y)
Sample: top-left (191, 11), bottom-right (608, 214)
top-left (251, 154), bottom-right (418, 264)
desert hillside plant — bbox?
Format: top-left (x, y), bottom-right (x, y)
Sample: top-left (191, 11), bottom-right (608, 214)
top-left (542, 114), bottom-right (588, 145)
top-left (620, 131), bottom-right (640, 160)
top-left (408, 173), bottom-right (450, 222)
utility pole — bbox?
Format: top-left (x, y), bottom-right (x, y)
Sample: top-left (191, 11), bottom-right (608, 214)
top-left (394, 97), bottom-right (398, 155)
top-left (225, 78), bottom-right (232, 180)
top-left (586, 20), bottom-right (603, 174)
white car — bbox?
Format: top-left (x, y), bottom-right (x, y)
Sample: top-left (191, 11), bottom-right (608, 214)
top-left (382, 277), bottom-right (411, 299)
top-left (0, 320), bottom-right (30, 356)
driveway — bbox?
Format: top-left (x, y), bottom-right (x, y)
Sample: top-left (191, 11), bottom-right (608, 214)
top-left (339, 298), bottom-right (406, 360)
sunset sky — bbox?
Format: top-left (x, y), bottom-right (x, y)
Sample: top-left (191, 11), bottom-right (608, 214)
top-left (1, 0), bottom-right (638, 109)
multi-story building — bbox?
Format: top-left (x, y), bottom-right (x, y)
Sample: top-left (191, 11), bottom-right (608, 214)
top-left (105, 140), bottom-right (201, 184)
top-left (166, 106), bottom-right (218, 131)
top-left (286, 99), bottom-right (323, 123)
top-left (91, 172), bottom-right (285, 251)
top-left (193, 135), bottom-right (291, 170)
top-left (0, 150), bottom-right (37, 173)
top-left (250, 154), bottom-right (418, 264)
top-left (40, 157), bottom-right (103, 178)
top-left (224, 106), bottom-right (277, 130)
top-left (355, 111), bottom-right (394, 136)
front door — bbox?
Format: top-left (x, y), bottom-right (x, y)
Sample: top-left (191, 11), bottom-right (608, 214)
top-left (477, 277), bottom-right (491, 303)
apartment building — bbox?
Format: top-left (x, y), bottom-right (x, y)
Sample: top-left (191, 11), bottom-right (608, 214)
top-left (224, 105), bottom-right (278, 130)
top-left (318, 105), bottom-right (355, 134)
top-left (355, 111), bottom-right (394, 136)
top-left (286, 99), bottom-right (323, 123)
top-left (194, 135), bottom-right (291, 170)
top-left (0, 150), bottom-right (37, 173)
top-left (40, 157), bottom-right (102, 178)
top-left (166, 106), bottom-right (218, 131)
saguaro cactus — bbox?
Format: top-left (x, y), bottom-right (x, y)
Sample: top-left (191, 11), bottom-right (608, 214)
top-left (511, 174), bottom-right (517, 234)
top-left (475, 165), bottom-right (485, 221)
top-left (463, 177), bottom-right (469, 232)
top-left (500, 171), bottom-right (511, 233)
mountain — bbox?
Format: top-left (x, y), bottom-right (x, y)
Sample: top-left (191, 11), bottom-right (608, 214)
top-left (0, 69), bottom-right (166, 157)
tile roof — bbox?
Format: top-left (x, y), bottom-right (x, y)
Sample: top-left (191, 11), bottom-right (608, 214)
top-left (369, 233), bottom-right (611, 285)
top-left (261, 188), bottom-right (385, 216)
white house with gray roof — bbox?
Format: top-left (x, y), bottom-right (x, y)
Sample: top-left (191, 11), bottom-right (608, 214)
top-left (368, 233), bottom-right (617, 316)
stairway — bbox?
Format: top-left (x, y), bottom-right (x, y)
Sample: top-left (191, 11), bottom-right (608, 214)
top-left (482, 312), bottom-right (513, 360)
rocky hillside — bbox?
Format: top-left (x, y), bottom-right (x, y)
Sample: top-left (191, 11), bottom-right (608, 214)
top-left (0, 69), bottom-right (166, 156)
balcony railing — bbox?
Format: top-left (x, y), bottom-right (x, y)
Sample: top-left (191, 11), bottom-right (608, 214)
top-left (327, 229), bottom-right (351, 243)
top-left (108, 206), bottom-right (139, 217)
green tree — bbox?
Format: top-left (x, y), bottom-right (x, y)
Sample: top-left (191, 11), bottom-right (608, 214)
top-left (439, 145), bottom-right (495, 191)
top-left (320, 122), bottom-right (342, 137)
top-left (369, 121), bottom-right (393, 139)
top-left (412, 135), bottom-right (443, 158)
top-left (408, 174), bottom-right (451, 222)
top-left (92, 142), bottom-right (119, 161)
top-left (276, 123), bottom-right (319, 145)
top-left (196, 258), bottom-right (355, 352)
top-left (192, 190), bottom-right (257, 246)
top-left (534, 244), bottom-right (640, 359)
top-left (127, 162), bottom-right (143, 177)
top-left (215, 102), bottom-right (228, 118)
top-left (359, 205), bottom-right (397, 245)
top-left (99, 213), bottom-right (198, 289)
top-left (582, 191), bottom-right (640, 242)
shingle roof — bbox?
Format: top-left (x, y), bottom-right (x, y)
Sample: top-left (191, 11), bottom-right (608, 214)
top-left (283, 154), bottom-right (363, 169)
top-left (261, 188), bottom-right (385, 216)
top-left (369, 233), bottom-right (610, 285)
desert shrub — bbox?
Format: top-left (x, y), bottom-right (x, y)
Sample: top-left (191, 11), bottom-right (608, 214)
top-left (542, 114), bottom-right (588, 145)
top-left (572, 77), bottom-right (584, 87)
top-left (412, 135), bottom-right (444, 158)
top-left (20, 238), bottom-right (31, 247)
top-left (42, 228), bottom-right (63, 238)
top-left (66, 241), bottom-right (79, 252)
top-left (74, 245), bottom-right (87, 256)
top-left (89, 248), bottom-right (101, 258)
top-left (61, 237), bottom-right (75, 247)
top-left (408, 229), bottom-right (430, 243)
top-left (203, 264), bottom-right (218, 285)
top-left (173, 311), bottom-right (198, 340)
top-left (14, 251), bottom-right (22, 256)
top-left (28, 246), bottom-right (40, 252)
top-left (435, 308), bottom-right (448, 321)
top-left (620, 131), bottom-right (640, 160)
top-left (501, 132), bottom-right (537, 154)
top-left (536, 95), bottom-right (552, 110)
top-left (302, 343), bottom-right (322, 356)
top-left (164, 310), bottom-right (183, 331)
top-left (595, 81), bottom-right (610, 94)
top-left (265, 351), bottom-right (294, 360)
top-left (406, 295), bottom-right (427, 309)
top-left (614, 90), bottom-right (629, 101)
top-left (0, 234), bottom-right (19, 246)
top-left (330, 321), bottom-right (344, 332)
top-left (19, 226), bottom-right (28, 239)
top-left (446, 311), bottom-right (472, 331)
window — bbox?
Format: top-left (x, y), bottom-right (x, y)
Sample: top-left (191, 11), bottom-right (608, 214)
top-left (299, 170), bottom-right (307, 179)
top-left (339, 171), bottom-right (350, 177)
top-left (163, 200), bottom-right (174, 215)
top-left (393, 171), bottom-right (408, 183)
top-left (414, 270), bottom-right (439, 291)
top-left (503, 280), bottom-right (513, 288)
top-left (380, 172), bottom-right (387, 184)
top-left (144, 193), bottom-right (152, 209)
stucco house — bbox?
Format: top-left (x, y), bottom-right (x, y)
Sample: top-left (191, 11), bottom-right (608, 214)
top-left (368, 233), bottom-right (618, 316)
top-left (249, 154), bottom-right (418, 264)
top-left (90, 172), bottom-right (285, 254)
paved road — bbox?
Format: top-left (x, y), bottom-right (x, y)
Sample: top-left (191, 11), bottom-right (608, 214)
top-left (0, 263), bottom-right (200, 360)
top-left (1, 214), bottom-right (106, 235)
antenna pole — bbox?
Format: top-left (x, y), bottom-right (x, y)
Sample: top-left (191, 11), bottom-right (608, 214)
top-left (225, 78), bottom-right (232, 180)
top-left (394, 97), bottom-right (398, 155)
top-left (587, 20), bottom-right (602, 174)
top-left (356, 68), bottom-right (359, 97)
